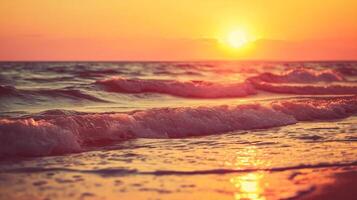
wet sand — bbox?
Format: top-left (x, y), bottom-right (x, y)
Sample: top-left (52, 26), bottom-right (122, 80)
top-left (1, 164), bottom-right (356, 200)
top-left (299, 169), bottom-right (357, 200)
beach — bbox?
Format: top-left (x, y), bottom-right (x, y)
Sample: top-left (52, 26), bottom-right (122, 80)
top-left (0, 61), bottom-right (356, 199)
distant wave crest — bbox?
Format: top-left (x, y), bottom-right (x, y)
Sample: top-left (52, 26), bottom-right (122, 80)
top-left (249, 68), bottom-right (357, 94)
top-left (0, 85), bottom-right (108, 103)
top-left (253, 68), bottom-right (344, 83)
top-left (96, 77), bottom-right (257, 98)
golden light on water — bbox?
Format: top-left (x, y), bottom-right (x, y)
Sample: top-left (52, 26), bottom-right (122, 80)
top-left (231, 173), bottom-right (266, 200)
top-left (226, 146), bottom-right (269, 200)
top-left (229, 146), bottom-right (270, 169)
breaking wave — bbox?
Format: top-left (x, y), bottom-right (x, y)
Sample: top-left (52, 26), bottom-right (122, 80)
top-left (0, 96), bottom-right (356, 157)
top-left (249, 68), bottom-right (357, 95)
top-left (253, 68), bottom-right (344, 83)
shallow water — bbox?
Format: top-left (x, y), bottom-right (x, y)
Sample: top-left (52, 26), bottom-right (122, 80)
top-left (0, 61), bottom-right (357, 199)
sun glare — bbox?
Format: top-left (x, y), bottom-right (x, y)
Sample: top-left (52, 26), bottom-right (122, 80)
top-left (226, 30), bottom-right (249, 48)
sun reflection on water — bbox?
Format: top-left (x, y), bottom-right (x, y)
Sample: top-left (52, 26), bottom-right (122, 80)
top-left (231, 172), bottom-right (266, 200)
top-left (225, 146), bottom-right (271, 169)
top-left (227, 146), bottom-right (269, 200)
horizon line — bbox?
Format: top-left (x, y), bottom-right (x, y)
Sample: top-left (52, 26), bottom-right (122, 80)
top-left (1, 59), bottom-right (357, 63)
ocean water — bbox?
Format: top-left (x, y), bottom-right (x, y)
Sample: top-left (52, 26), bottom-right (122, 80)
top-left (0, 61), bottom-right (357, 200)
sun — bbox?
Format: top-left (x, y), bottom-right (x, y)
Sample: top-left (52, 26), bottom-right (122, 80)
top-left (226, 30), bottom-right (249, 48)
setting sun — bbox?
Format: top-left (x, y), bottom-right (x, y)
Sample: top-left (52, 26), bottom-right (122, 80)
top-left (226, 30), bottom-right (250, 48)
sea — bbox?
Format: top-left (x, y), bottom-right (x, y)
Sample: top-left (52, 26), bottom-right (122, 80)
top-left (0, 61), bottom-right (356, 200)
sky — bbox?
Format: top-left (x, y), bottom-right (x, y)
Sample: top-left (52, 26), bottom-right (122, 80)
top-left (0, 0), bottom-right (357, 61)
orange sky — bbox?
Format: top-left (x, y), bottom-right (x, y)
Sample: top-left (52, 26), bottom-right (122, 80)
top-left (1, 0), bottom-right (357, 61)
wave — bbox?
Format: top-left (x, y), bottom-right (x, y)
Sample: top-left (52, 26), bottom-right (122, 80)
top-left (272, 96), bottom-right (357, 120)
top-left (0, 85), bottom-right (108, 103)
top-left (96, 77), bottom-right (256, 98)
top-left (249, 68), bottom-right (357, 95)
top-left (94, 69), bottom-right (356, 97)
top-left (252, 68), bottom-right (344, 83)
top-left (251, 81), bottom-right (357, 95)
top-left (0, 96), bottom-right (356, 157)
top-left (335, 65), bottom-right (357, 76)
